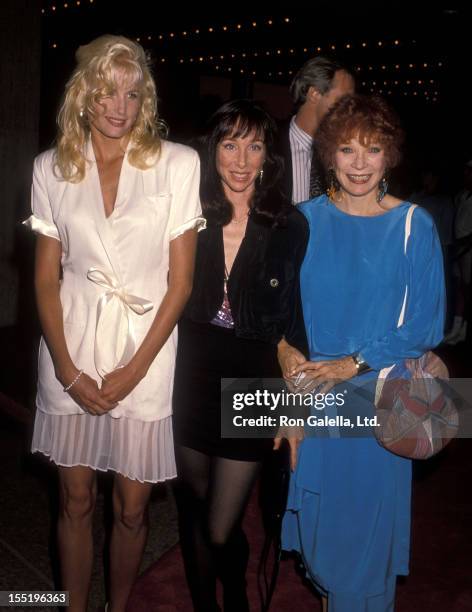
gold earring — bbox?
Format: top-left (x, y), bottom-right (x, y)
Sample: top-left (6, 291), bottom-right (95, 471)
top-left (326, 169), bottom-right (338, 202)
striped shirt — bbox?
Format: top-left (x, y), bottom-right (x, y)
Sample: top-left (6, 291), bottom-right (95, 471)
top-left (289, 116), bottom-right (313, 204)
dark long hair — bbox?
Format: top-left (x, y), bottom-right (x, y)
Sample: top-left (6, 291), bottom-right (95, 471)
top-left (198, 99), bottom-right (290, 227)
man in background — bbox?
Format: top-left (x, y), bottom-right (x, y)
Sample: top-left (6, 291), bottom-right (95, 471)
top-left (277, 56), bottom-right (355, 204)
top-left (445, 160), bottom-right (472, 344)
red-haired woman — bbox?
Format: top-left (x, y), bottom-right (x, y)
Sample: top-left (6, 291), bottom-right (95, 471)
top-left (279, 94), bottom-right (445, 612)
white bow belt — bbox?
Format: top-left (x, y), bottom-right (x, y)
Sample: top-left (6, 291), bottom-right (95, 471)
top-left (87, 268), bottom-right (153, 378)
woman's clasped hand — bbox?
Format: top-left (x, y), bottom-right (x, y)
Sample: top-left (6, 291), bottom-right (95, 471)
top-left (65, 363), bottom-right (148, 414)
top-left (64, 368), bottom-right (118, 415)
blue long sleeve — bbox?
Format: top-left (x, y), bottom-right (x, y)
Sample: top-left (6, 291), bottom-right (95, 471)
top-left (359, 207), bottom-right (445, 370)
top-left (299, 197), bottom-right (446, 371)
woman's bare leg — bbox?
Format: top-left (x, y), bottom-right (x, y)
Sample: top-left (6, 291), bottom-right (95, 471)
top-left (322, 595), bottom-right (328, 612)
top-left (108, 474), bottom-right (152, 612)
top-left (57, 465), bottom-right (97, 612)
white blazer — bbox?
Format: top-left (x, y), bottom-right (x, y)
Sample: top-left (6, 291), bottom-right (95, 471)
top-left (24, 139), bottom-right (205, 421)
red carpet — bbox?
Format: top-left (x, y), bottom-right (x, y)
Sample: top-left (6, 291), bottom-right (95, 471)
top-left (128, 439), bottom-right (472, 611)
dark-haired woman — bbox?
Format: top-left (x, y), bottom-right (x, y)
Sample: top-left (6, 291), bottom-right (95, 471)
top-left (172, 99), bottom-right (308, 612)
top-left (280, 94), bottom-right (445, 611)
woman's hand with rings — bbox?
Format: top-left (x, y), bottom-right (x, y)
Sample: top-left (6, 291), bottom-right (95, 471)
top-left (277, 339), bottom-right (307, 391)
top-left (291, 356), bottom-right (358, 394)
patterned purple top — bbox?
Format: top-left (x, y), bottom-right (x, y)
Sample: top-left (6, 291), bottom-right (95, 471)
top-left (210, 280), bottom-right (234, 328)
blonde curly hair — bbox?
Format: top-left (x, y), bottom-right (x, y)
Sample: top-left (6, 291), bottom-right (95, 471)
top-left (55, 34), bottom-right (166, 182)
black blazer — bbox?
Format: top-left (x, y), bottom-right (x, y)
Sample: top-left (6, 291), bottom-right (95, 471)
top-left (274, 120), bottom-right (293, 203)
top-left (182, 207), bottom-right (309, 355)
top-left (275, 118), bottom-right (327, 204)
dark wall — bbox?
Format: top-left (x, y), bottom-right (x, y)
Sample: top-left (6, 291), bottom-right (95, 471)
top-left (0, 0), bottom-right (41, 327)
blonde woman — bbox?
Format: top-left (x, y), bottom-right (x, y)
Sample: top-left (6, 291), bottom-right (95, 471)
top-left (24, 35), bottom-right (204, 612)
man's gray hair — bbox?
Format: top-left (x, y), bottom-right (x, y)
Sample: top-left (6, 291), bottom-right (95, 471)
top-left (289, 56), bottom-right (349, 109)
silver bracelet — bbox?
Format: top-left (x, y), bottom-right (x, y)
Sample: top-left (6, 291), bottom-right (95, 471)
top-left (63, 369), bottom-right (84, 392)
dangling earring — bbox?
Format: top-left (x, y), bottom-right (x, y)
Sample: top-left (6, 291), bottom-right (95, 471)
top-left (326, 169), bottom-right (339, 202)
top-left (259, 168), bottom-right (264, 184)
top-left (79, 109), bottom-right (85, 118)
top-left (377, 176), bottom-right (388, 202)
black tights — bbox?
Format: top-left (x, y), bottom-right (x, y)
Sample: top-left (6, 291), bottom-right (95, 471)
top-left (174, 445), bottom-right (261, 612)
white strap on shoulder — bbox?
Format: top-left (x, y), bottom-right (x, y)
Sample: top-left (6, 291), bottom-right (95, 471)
top-left (376, 204), bottom-right (418, 397)
top-left (403, 204), bottom-right (417, 254)
top-left (397, 204), bottom-right (417, 327)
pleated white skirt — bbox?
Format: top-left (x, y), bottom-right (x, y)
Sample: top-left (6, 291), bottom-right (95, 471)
top-left (32, 410), bottom-right (177, 484)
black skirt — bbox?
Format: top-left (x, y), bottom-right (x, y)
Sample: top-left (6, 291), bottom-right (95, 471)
top-left (173, 319), bottom-right (281, 461)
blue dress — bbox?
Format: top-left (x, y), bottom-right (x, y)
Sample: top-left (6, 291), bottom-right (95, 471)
top-left (282, 196), bottom-right (445, 611)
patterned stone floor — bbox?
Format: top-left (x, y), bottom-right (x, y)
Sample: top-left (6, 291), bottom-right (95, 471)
top-left (0, 413), bottom-right (178, 611)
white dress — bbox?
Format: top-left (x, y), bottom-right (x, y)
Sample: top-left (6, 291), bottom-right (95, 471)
top-left (24, 139), bottom-right (205, 482)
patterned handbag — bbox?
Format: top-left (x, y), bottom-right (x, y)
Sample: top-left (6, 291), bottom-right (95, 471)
top-left (373, 206), bottom-right (459, 459)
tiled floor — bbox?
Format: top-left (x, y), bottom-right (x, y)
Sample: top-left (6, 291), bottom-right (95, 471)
top-left (0, 324), bottom-right (179, 609)
top-left (0, 411), bottom-right (179, 611)
top-left (2, 324), bottom-right (471, 611)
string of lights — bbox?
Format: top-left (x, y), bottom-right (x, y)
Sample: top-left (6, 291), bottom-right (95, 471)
top-left (41, 0), bottom-right (293, 37)
top-left (41, 0), bottom-right (94, 13)
top-left (143, 50), bottom-right (444, 71)
top-left (47, 34), bottom-right (419, 52)
top-left (42, 2), bottom-right (445, 104)
top-left (39, 2), bottom-right (419, 57)
top-left (205, 64), bottom-right (441, 102)
top-left (46, 36), bottom-right (444, 101)
top-left (134, 17), bottom-right (293, 39)
top-left (47, 36), bottom-right (444, 74)
top-left (169, 47), bottom-right (416, 64)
